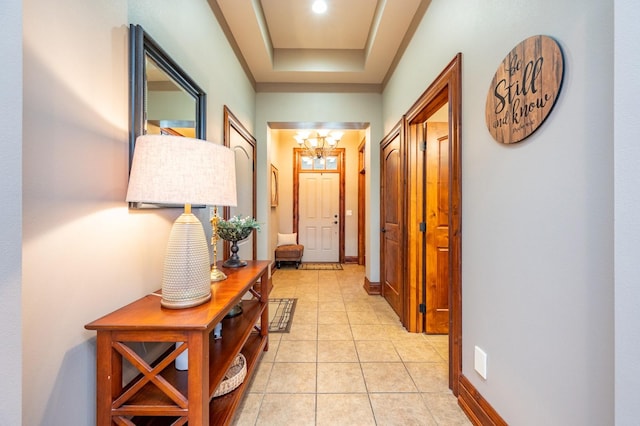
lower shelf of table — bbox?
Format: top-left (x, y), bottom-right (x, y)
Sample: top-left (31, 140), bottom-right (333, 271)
top-left (131, 332), bottom-right (267, 425)
top-left (209, 333), bottom-right (266, 425)
top-left (123, 298), bottom-right (268, 425)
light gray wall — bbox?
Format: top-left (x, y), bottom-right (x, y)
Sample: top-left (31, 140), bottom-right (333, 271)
top-left (614, 0), bottom-right (640, 423)
top-left (128, 1), bottom-right (256, 140)
top-left (21, 0), bottom-right (255, 424)
top-left (147, 91), bottom-right (198, 122)
top-left (384, 0), bottom-right (614, 424)
top-left (0, 0), bottom-right (22, 424)
top-left (255, 92), bottom-right (382, 281)
top-left (15, 0), bottom-right (638, 423)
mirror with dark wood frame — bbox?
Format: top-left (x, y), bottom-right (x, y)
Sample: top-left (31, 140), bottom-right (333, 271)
top-left (129, 24), bottom-right (207, 208)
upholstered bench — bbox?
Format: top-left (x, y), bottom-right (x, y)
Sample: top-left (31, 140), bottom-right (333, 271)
top-left (274, 233), bottom-right (304, 269)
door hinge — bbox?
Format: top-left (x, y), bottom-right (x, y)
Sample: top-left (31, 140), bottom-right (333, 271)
top-left (420, 141), bottom-right (427, 151)
top-left (419, 303), bottom-right (426, 314)
top-left (419, 222), bottom-right (426, 232)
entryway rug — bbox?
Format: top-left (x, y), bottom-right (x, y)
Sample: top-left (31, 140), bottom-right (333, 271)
top-left (268, 298), bottom-right (297, 333)
top-left (298, 263), bottom-right (343, 270)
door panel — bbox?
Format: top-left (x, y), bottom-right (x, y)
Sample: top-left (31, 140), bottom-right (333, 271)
top-left (381, 127), bottom-right (404, 318)
top-left (299, 173), bottom-right (339, 262)
top-left (230, 144), bottom-right (255, 261)
top-left (426, 123), bottom-right (449, 334)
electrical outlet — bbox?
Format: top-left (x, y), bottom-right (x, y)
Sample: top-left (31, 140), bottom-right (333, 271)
top-left (474, 346), bottom-right (487, 379)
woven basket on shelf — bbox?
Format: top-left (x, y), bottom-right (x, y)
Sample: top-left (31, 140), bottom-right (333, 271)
top-left (213, 353), bottom-right (247, 398)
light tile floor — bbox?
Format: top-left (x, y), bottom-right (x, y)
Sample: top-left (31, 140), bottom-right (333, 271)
top-left (234, 264), bottom-right (471, 425)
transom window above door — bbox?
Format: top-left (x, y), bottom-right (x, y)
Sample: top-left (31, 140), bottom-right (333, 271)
top-left (300, 155), bottom-right (339, 171)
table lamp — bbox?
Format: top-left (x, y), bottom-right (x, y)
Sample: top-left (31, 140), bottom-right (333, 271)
top-left (126, 135), bottom-right (237, 309)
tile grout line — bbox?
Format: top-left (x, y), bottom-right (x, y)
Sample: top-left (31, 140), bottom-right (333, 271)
top-left (244, 265), bottom-right (467, 425)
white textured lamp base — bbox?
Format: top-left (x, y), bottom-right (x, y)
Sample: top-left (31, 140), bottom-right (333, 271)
top-left (161, 213), bottom-right (212, 309)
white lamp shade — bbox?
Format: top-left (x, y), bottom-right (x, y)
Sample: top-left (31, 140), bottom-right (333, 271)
top-left (126, 135), bottom-right (237, 207)
top-left (126, 134), bottom-right (238, 309)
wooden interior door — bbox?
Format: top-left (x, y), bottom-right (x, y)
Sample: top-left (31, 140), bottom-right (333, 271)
top-left (425, 122), bottom-right (450, 334)
top-left (298, 173), bottom-right (340, 262)
top-left (380, 123), bottom-right (404, 318)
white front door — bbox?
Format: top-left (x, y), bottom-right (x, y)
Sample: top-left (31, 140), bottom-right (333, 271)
top-left (298, 173), bottom-right (339, 262)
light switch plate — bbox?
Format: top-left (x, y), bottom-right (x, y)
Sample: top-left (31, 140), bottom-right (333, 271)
top-left (474, 346), bottom-right (487, 379)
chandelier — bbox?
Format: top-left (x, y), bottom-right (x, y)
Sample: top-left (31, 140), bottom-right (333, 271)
top-left (294, 129), bottom-right (344, 159)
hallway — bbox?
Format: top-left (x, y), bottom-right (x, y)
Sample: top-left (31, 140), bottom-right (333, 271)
top-left (234, 264), bottom-right (471, 425)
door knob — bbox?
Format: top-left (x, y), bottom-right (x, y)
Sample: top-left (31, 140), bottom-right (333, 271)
top-left (381, 228), bottom-right (386, 233)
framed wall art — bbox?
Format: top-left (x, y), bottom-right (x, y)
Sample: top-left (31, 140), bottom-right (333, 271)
top-left (485, 35), bottom-right (564, 144)
top-left (270, 164), bottom-right (279, 207)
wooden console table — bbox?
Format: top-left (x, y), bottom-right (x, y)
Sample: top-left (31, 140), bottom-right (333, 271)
top-left (85, 260), bottom-right (270, 425)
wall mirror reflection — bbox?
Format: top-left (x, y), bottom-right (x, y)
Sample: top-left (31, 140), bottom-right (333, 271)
top-left (129, 24), bottom-right (206, 208)
top-left (145, 58), bottom-right (197, 137)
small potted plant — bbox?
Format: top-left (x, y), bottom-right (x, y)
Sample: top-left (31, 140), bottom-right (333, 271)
top-left (217, 215), bottom-right (260, 267)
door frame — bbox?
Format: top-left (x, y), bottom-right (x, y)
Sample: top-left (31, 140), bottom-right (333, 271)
top-left (293, 148), bottom-right (346, 263)
top-left (405, 53), bottom-right (462, 395)
top-left (222, 106), bottom-right (257, 260)
top-left (357, 138), bottom-right (366, 265)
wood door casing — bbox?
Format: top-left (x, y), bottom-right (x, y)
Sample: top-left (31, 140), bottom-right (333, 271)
top-left (380, 122), bottom-right (404, 319)
top-left (222, 106), bottom-right (256, 260)
top-left (404, 53), bottom-right (462, 395)
top-left (358, 138), bottom-right (366, 266)
top-left (426, 125), bottom-right (450, 334)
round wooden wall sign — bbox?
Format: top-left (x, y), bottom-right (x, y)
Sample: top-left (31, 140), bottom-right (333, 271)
top-left (485, 35), bottom-right (564, 144)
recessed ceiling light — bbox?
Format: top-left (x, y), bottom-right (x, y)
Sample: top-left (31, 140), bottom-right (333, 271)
top-left (312, 0), bottom-right (327, 14)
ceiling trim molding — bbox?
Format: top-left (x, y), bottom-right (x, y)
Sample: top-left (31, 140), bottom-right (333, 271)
top-left (381, 0), bottom-right (432, 89)
top-left (207, 0), bottom-right (257, 89)
top-left (256, 82), bottom-right (382, 93)
top-left (364, 0), bottom-right (387, 58)
top-left (251, 0), bottom-right (274, 64)
top-left (268, 122), bottom-right (370, 130)
top-left (273, 49), bottom-right (365, 72)
top-left (210, 0), bottom-right (431, 90)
